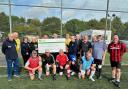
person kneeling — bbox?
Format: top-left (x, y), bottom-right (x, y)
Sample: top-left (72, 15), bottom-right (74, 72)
top-left (42, 49), bottom-right (56, 80)
top-left (80, 52), bottom-right (95, 81)
top-left (25, 50), bottom-right (43, 80)
top-left (56, 49), bottom-right (68, 76)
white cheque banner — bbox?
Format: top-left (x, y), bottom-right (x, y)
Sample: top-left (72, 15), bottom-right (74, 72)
top-left (38, 38), bottom-right (66, 53)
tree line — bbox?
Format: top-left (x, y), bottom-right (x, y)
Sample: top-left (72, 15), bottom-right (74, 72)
top-left (0, 12), bottom-right (128, 39)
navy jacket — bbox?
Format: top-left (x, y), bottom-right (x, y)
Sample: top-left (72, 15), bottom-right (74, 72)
top-left (68, 41), bottom-right (77, 55)
top-left (2, 38), bottom-right (18, 60)
top-left (21, 42), bottom-right (30, 56)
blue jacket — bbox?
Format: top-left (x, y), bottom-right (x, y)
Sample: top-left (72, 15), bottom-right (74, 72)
top-left (68, 41), bottom-right (77, 55)
top-left (2, 38), bottom-right (18, 60)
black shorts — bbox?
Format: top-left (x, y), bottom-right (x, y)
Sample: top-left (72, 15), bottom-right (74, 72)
top-left (94, 59), bottom-right (102, 65)
top-left (110, 61), bottom-right (121, 69)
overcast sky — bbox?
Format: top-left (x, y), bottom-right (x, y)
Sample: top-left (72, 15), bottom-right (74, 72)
top-left (0, 0), bottom-right (128, 22)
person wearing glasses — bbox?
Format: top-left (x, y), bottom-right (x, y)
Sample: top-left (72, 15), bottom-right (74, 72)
top-left (25, 50), bottom-right (43, 80)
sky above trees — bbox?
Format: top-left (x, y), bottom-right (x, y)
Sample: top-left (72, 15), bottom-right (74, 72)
top-left (1, 0), bottom-right (128, 22)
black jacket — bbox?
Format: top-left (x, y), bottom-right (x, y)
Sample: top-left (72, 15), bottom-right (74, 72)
top-left (29, 42), bottom-right (38, 53)
top-left (21, 42), bottom-right (30, 56)
top-left (2, 38), bottom-right (18, 60)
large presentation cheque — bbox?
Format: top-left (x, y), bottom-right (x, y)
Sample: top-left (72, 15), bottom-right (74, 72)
top-left (38, 38), bottom-right (66, 53)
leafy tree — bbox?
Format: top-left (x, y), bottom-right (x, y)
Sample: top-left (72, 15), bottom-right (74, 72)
top-left (87, 19), bottom-right (99, 29)
top-left (98, 18), bottom-right (106, 29)
top-left (112, 16), bottom-right (125, 38)
top-left (0, 12), bottom-right (9, 32)
top-left (41, 17), bottom-right (61, 35)
top-left (0, 12), bottom-right (128, 40)
top-left (64, 19), bottom-right (86, 35)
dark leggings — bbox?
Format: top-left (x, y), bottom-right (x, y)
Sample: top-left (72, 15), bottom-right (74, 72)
top-left (70, 63), bottom-right (79, 73)
top-left (22, 55), bottom-right (30, 65)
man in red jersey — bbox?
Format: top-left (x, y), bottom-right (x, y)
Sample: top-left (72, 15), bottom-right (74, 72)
top-left (25, 50), bottom-right (42, 80)
top-left (56, 49), bottom-right (68, 76)
top-left (108, 35), bottom-right (126, 88)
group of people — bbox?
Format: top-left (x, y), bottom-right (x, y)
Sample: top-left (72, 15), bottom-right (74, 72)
top-left (2, 32), bottom-right (126, 88)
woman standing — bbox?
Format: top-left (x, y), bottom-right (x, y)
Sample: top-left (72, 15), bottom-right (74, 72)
top-left (29, 37), bottom-right (38, 53)
top-left (21, 37), bottom-right (30, 65)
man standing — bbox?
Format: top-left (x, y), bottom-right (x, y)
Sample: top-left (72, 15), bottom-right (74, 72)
top-left (13, 32), bottom-right (21, 53)
top-left (108, 35), bottom-right (126, 88)
top-left (75, 34), bottom-right (82, 63)
top-left (2, 33), bottom-right (20, 81)
top-left (92, 35), bottom-right (107, 79)
top-left (81, 35), bottom-right (92, 56)
top-left (68, 36), bottom-right (79, 76)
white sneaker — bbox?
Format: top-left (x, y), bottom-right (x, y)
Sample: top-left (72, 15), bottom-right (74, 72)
top-left (71, 72), bottom-right (75, 75)
top-left (8, 79), bottom-right (12, 81)
top-left (38, 77), bottom-right (43, 80)
top-left (78, 72), bottom-right (81, 79)
top-left (59, 72), bottom-right (63, 76)
top-left (14, 75), bottom-right (20, 78)
top-left (89, 77), bottom-right (95, 81)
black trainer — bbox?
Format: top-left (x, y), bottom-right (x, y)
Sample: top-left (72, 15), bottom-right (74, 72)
top-left (97, 76), bottom-right (102, 79)
top-left (109, 78), bottom-right (116, 83)
top-left (114, 81), bottom-right (120, 88)
top-left (53, 75), bottom-right (56, 80)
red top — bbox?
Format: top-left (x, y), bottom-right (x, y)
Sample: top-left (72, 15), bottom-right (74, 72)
top-left (108, 41), bottom-right (126, 62)
top-left (56, 54), bottom-right (68, 66)
top-left (28, 57), bottom-right (40, 68)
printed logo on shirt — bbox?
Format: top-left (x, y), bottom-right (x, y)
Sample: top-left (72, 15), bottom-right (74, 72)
top-left (8, 46), bottom-right (12, 48)
top-left (110, 46), bottom-right (120, 49)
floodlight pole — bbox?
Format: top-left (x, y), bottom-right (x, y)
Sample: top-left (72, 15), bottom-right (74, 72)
top-left (60, 0), bottom-right (63, 37)
top-left (9, 0), bottom-right (12, 33)
top-left (108, 14), bottom-right (115, 31)
top-left (104, 0), bottom-right (109, 40)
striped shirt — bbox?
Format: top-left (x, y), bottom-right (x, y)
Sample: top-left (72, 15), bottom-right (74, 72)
top-left (108, 41), bottom-right (126, 62)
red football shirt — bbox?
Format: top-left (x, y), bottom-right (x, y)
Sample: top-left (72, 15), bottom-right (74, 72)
top-left (56, 54), bottom-right (68, 66)
top-left (28, 57), bottom-right (39, 68)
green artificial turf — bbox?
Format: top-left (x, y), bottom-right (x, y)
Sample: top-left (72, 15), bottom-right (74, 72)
top-left (0, 66), bottom-right (128, 89)
top-left (100, 52), bottom-right (128, 65)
